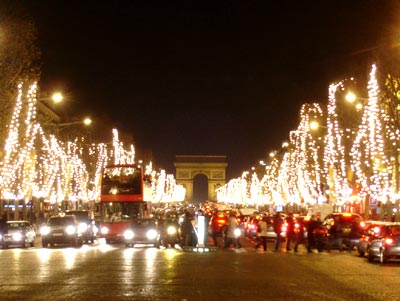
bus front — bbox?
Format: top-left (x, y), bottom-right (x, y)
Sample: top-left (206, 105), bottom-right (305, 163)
top-left (99, 165), bottom-right (146, 243)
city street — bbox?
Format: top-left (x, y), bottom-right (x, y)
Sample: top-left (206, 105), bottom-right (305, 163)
top-left (1, 237), bottom-right (400, 301)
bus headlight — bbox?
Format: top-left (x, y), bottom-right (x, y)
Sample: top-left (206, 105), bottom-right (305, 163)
top-left (100, 227), bottom-right (109, 235)
top-left (66, 225), bottom-right (76, 235)
top-left (124, 230), bottom-right (134, 240)
top-left (146, 229), bottom-right (158, 240)
top-left (40, 226), bottom-right (50, 236)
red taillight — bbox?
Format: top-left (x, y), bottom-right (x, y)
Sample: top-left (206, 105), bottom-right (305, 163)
top-left (385, 237), bottom-right (394, 245)
top-left (294, 223), bottom-right (300, 229)
top-left (217, 219), bottom-right (226, 225)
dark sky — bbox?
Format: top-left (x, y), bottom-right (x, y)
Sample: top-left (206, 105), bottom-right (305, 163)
top-left (21, 0), bottom-right (398, 179)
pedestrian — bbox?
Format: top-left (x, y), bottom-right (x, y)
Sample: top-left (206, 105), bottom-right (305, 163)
top-left (209, 210), bottom-right (223, 247)
top-left (273, 212), bottom-right (284, 251)
top-left (293, 217), bottom-right (307, 252)
top-left (285, 213), bottom-right (295, 251)
top-left (307, 215), bottom-right (324, 253)
top-left (180, 211), bottom-right (194, 247)
top-left (255, 215), bottom-right (268, 251)
top-left (224, 212), bottom-right (241, 249)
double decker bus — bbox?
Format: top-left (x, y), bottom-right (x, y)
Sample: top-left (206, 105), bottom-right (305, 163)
top-left (98, 164), bottom-right (148, 243)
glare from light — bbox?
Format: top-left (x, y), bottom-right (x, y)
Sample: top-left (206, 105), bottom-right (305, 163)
top-left (52, 92), bottom-right (63, 103)
top-left (83, 118), bottom-right (92, 125)
top-left (345, 91), bottom-right (356, 103)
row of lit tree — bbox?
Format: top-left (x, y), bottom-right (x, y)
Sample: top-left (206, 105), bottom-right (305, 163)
top-left (0, 82), bottom-right (185, 212)
top-left (217, 64), bottom-right (400, 217)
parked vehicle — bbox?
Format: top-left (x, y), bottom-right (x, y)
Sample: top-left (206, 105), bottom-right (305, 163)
top-left (367, 222), bottom-right (400, 263)
top-left (123, 218), bottom-right (160, 248)
top-left (41, 214), bottom-right (83, 248)
top-left (0, 221), bottom-right (36, 248)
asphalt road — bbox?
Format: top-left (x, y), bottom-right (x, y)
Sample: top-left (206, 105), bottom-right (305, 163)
top-left (1, 237), bottom-right (400, 301)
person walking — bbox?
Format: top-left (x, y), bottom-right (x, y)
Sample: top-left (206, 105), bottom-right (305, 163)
top-left (224, 212), bottom-right (241, 249)
top-left (255, 215), bottom-right (268, 251)
top-left (180, 211), bottom-right (194, 247)
top-left (273, 212), bottom-right (284, 251)
top-left (285, 213), bottom-right (295, 251)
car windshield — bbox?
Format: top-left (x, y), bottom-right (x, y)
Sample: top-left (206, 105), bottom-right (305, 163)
top-left (132, 219), bottom-right (155, 226)
top-left (48, 217), bottom-right (74, 226)
top-left (65, 211), bottom-right (90, 223)
top-left (7, 223), bottom-right (25, 230)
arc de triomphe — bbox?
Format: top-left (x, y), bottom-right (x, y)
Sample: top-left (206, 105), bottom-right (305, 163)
top-left (174, 155), bottom-right (227, 202)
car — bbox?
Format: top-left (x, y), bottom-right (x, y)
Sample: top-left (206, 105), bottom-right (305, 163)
top-left (123, 218), bottom-right (160, 248)
top-left (265, 214), bottom-right (288, 241)
top-left (0, 221), bottom-right (36, 248)
top-left (322, 212), bottom-right (364, 251)
top-left (357, 220), bottom-right (389, 257)
top-left (367, 222), bottom-right (400, 263)
top-left (40, 214), bottom-right (84, 248)
top-left (64, 210), bottom-right (98, 244)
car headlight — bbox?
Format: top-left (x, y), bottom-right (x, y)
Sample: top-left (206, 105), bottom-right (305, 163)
top-left (66, 225), bottom-right (76, 235)
top-left (146, 229), bottom-right (158, 240)
top-left (124, 230), bottom-right (134, 240)
top-left (12, 233), bottom-right (23, 241)
top-left (78, 223), bottom-right (88, 233)
top-left (40, 226), bottom-right (50, 236)
top-left (0, 234), bottom-right (2, 240)
top-left (100, 226), bottom-right (109, 235)
top-left (167, 226), bottom-right (177, 235)
top-left (234, 228), bottom-right (241, 237)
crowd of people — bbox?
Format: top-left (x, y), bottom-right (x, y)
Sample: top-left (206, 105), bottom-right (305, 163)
top-left (155, 206), bottom-right (330, 253)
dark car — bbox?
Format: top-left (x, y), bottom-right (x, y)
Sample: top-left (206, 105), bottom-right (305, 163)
top-left (123, 218), bottom-right (160, 248)
top-left (358, 221), bottom-right (389, 257)
top-left (64, 210), bottom-right (98, 244)
top-left (367, 222), bottom-right (400, 263)
top-left (40, 214), bottom-right (83, 248)
top-left (0, 221), bottom-right (36, 248)
top-left (322, 212), bottom-right (364, 251)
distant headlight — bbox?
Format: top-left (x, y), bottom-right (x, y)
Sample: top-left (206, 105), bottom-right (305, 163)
top-left (124, 229), bottom-right (134, 240)
top-left (40, 226), bottom-right (50, 236)
top-left (146, 229), bottom-right (158, 240)
top-left (12, 233), bottom-right (23, 241)
top-left (66, 225), bottom-right (76, 235)
top-left (78, 223), bottom-right (88, 233)
top-left (234, 228), bottom-right (241, 237)
top-left (167, 226), bottom-right (177, 235)
top-left (100, 227), bottom-right (109, 235)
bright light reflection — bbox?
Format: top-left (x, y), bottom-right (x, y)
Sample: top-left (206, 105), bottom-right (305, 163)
top-left (63, 248), bottom-right (77, 269)
top-left (123, 247), bottom-right (135, 260)
top-left (98, 241), bottom-right (113, 253)
top-left (145, 248), bottom-right (157, 270)
top-left (37, 248), bottom-right (51, 263)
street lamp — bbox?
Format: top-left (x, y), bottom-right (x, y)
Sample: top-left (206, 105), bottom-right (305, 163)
top-left (57, 117), bottom-right (92, 128)
top-left (309, 121), bottom-right (326, 130)
top-left (345, 91), bottom-right (367, 111)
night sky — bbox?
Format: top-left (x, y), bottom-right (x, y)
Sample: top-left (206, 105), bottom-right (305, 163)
top-left (20, 0), bottom-right (398, 179)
